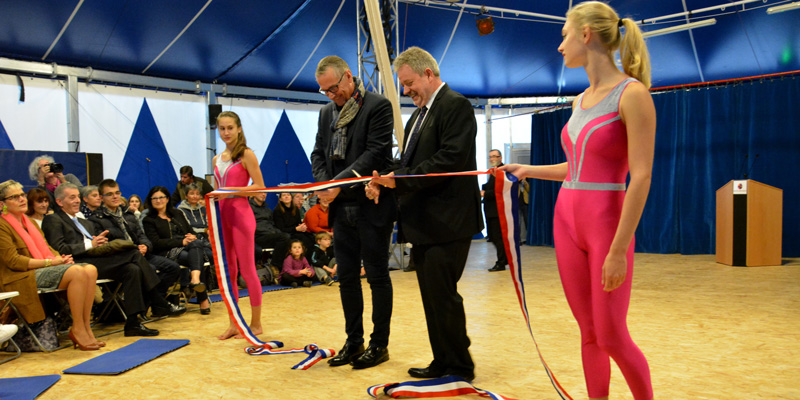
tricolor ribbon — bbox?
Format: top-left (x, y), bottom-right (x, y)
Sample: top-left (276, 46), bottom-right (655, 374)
top-left (206, 169), bottom-right (572, 395)
top-left (367, 376), bottom-right (515, 399)
top-left (245, 342), bottom-right (336, 370)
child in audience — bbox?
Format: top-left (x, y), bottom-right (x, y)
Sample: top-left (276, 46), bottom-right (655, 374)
top-left (281, 239), bottom-right (315, 288)
top-left (308, 232), bottom-right (335, 285)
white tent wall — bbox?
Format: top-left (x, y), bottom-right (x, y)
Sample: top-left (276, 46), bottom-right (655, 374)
top-left (0, 74), bottom-right (67, 152)
top-left (76, 83), bottom-right (207, 182)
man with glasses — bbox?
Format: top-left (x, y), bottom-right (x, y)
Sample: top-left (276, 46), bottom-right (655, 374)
top-left (482, 149), bottom-right (508, 272)
top-left (310, 55), bottom-right (396, 370)
top-left (42, 183), bottom-right (185, 337)
top-left (90, 179), bottom-right (180, 301)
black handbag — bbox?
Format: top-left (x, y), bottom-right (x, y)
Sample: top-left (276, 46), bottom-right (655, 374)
top-left (12, 316), bottom-right (59, 352)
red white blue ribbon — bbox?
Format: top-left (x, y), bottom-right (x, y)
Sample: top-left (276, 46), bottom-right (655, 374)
top-left (245, 342), bottom-right (336, 370)
top-left (206, 169), bottom-right (573, 395)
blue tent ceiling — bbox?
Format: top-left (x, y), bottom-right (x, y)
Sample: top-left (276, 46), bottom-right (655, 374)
top-left (0, 0), bottom-right (798, 97)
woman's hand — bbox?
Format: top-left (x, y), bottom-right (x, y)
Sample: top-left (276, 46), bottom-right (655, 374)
top-left (182, 234), bottom-right (196, 246)
top-left (601, 251), bottom-right (627, 292)
top-left (296, 223), bottom-right (308, 232)
top-left (498, 163), bottom-right (531, 180)
top-left (52, 255), bottom-right (74, 266)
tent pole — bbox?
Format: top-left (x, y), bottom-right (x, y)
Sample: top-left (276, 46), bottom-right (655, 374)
top-left (205, 92), bottom-right (217, 178)
top-left (65, 74), bottom-right (80, 152)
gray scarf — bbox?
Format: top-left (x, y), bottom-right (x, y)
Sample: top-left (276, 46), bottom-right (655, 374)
top-left (330, 77), bottom-right (365, 160)
top-left (100, 204), bottom-right (132, 242)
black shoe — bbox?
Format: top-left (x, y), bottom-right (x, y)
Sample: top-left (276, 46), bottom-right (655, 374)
top-left (408, 364), bottom-right (445, 379)
top-left (488, 264), bottom-right (506, 272)
top-left (444, 372), bottom-right (475, 382)
top-left (351, 345), bottom-right (389, 369)
top-left (328, 343), bottom-right (365, 367)
top-left (302, 280), bottom-right (312, 287)
top-left (124, 322), bottom-right (159, 337)
top-left (200, 307), bottom-right (211, 315)
top-left (151, 303), bottom-right (187, 318)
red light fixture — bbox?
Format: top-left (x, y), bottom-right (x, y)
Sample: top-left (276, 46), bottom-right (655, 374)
top-left (477, 16), bottom-right (494, 36)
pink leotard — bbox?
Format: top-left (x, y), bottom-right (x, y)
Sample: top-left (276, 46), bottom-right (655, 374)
top-left (554, 77), bottom-right (652, 399)
top-left (215, 158), bottom-right (261, 307)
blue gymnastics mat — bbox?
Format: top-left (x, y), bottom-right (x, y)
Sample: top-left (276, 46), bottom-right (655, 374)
top-left (63, 339), bottom-right (189, 375)
top-left (0, 374), bottom-right (60, 400)
top-left (191, 283), bottom-right (318, 304)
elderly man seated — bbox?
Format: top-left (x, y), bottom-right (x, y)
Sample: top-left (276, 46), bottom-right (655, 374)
top-left (42, 183), bottom-right (185, 337)
top-left (89, 179), bottom-right (180, 300)
top-left (28, 155), bottom-right (83, 210)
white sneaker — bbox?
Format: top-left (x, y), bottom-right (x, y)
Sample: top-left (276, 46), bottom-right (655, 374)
top-left (0, 324), bottom-right (18, 343)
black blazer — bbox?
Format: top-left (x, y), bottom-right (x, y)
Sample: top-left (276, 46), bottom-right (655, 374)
top-left (141, 212), bottom-right (193, 257)
top-left (482, 163), bottom-right (504, 219)
top-left (310, 90), bottom-right (397, 224)
top-left (391, 84), bottom-right (484, 245)
top-left (42, 209), bottom-right (99, 258)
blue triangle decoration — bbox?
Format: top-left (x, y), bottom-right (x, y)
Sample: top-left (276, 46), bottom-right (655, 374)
top-left (260, 110), bottom-right (313, 208)
top-left (0, 118), bottom-right (14, 150)
top-left (116, 99), bottom-right (177, 201)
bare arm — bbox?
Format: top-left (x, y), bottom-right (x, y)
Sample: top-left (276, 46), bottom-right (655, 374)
top-left (220, 150), bottom-right (266, 192)
top-left (602, 81), bottom-right (656, 291)
top-left (500, 162), bottom-right (569, 182)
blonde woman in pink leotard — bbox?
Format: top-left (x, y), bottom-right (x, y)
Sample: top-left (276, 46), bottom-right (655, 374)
top-left (213, 111), bottom-right (266, 340)
top-left (502, 2), bottom-right (656, 399)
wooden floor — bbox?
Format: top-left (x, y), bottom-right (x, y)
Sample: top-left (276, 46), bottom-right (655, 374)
top-left (4, 241), bottom-right (799, 399)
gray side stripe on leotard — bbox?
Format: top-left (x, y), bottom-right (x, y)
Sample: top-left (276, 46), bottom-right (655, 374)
top-left (561, 181), bottom-right (626, 191)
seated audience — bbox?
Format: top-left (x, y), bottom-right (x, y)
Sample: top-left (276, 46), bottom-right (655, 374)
top-left (293, 193), bottom-right (310, 220)
top-left (28, 155), bottom-right (83, 209)
top-left (273, 192), bottom-right (314, 250)
top-left (308, 232), bottom-right (336, 285)
top-left (0, 180), bottom-right (102, 350)
top-left (89, 179), bottom-right (181, 301)
top-left (172, 166), bottom-right (214, 207)
top-left (80, 185), bottom-right (102, 219)
top-left (303, 197), bottom-right (333, 234)
top-left (142, 186), bottom-right (211, 315)
top-left (176, 183), bottom-right (208, 238)
top-left (42, 183), bottom-right (185, 337)
top-left (26, 188), bottom-right (52, 228)
top-left (249, 192), bottom-right (290, 268)
top-left (127, 194), bottom-right (144, 218)
top-left (281, 239), bottom-right (315, 288)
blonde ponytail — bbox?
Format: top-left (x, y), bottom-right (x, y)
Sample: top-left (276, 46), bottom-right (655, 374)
top-left (567, 1), bottom-right (652, 88)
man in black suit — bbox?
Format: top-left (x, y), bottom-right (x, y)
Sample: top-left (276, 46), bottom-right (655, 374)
top-left (42, 183), bottom-right (185, 337)
top-left (311, 55), bottom-right (396, 370)
top-left (483, 149), bottom-right (508, 272)
top-left (369, 46), bottom-right (483, 381)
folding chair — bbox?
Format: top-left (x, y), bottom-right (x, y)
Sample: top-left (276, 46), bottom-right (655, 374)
top-left (92, 279), bottom-right (128, 335)
top-left (0, 291), bottom-right (66, 352)
top-left (0, 291), bottom-right (22, 363)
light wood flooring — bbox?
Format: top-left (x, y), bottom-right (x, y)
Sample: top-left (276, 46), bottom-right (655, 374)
top-left (3, 241), bottom-right (799, 399)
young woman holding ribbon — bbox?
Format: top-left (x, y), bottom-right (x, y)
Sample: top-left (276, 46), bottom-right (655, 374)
top-left (502, 2), bottom-right (655, 399)
top-left (213, 111), bottom-right (267, 340)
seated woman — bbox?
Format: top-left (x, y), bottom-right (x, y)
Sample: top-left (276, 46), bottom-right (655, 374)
top-left (127, 194), bottom-right (143, 218)
top-left (26, 188), bottom-right (52, 228)
top-left (176, 183), bottom-right (208, 239)
top-left (142, 186), bottom-right (210, 315)
top-left (0, 180), bottom-right (102, 351)
top-left (303, 197), bottom-right (332, 235)
top-left (28, 155), bottom-right (83, 210)
top-left (273, 192), bottom-right (314, 251)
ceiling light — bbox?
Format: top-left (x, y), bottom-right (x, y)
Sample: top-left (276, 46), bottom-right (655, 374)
top-left (476, 16), bottom-right (494, 36)
top-left (642, 18), bottom-right (716, 38)
top-left (767, 2), bottom-right (800, 14)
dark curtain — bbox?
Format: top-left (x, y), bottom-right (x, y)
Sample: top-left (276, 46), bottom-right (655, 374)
top-left (528, 77), bottom-right (800, 257)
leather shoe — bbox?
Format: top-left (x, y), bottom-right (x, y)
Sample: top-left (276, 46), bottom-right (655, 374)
top-left (488, 264), bottom-right (506, 272)
top-left (408, 365), bottom-right (445, 379)
top-left (351, 345), bottom-right (389, 369)
top-left (445, 372), bottom-right (475, 382)
top-left (328, 343), bottom-right (364, 367)
top-left (124, 322), bottom-right (159, 337)
top-left (151, 303), bottom-right (187, 318)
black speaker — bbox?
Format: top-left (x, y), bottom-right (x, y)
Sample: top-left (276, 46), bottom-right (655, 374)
top-left (208, 104), bottom-right (223, 127)
top-left (86, 153), bottom-right (104, 185)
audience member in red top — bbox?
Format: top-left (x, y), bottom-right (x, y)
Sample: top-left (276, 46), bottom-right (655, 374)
top-left (303, 197), bottom-right (332, 234)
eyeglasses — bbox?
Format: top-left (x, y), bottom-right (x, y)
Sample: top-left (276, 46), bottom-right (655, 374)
top-left (0, 193), bottom-right (25, 202)
top-left (319, 73), bottom-right (345, 96)
top-left (102, 191), bottom-right (122, 198)
top-left (151, 196), bottom-right (168, 201)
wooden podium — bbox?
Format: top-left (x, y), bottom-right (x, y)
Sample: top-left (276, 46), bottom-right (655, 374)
top-left (716, 180), bottom-right (782, 266)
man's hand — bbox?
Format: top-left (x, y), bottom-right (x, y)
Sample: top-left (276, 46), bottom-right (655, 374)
top-left (315, 187), bottom-right (341, 202)
top-left (91, 230), bottom-right (109, 248)
top-left (371, 170), bottom-right (396, 189)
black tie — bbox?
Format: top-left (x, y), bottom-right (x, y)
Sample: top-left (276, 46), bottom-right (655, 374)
top-left (400, 106), bottom-right (428, 168)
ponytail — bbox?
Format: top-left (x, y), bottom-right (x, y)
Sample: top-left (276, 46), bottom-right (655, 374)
top-left (567, 1), bottom-right (652, 88)
top-left (619, 18), bottom-right (651, 88)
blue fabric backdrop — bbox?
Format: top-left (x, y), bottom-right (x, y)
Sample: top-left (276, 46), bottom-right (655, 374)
top-left (527, 77), bottom-right (800, 257)
top-left (116, 99), bottom-right (178, 200)
top-left (0, 119), bottom-right (13, 150)
top-left (260, 111), bottom-right (314, 208)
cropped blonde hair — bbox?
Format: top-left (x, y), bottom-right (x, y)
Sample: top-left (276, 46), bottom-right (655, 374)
top-left (393, 46), bottom-right (440, 77)
top-left (0, 180), bottom-right (23, 199)
top-left (567, 1), bottom-right (651, 88)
